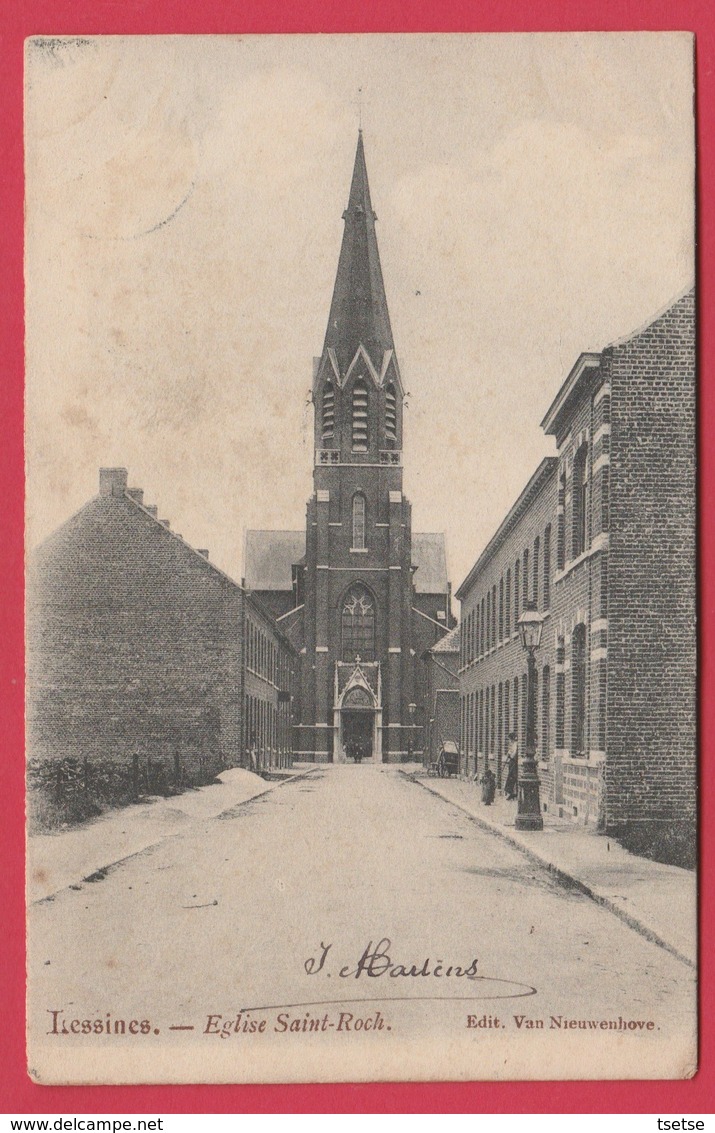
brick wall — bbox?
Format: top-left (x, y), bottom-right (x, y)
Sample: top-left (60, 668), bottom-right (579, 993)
top-left (26, 473), bottom-right (296, 828)
top-left (457, 460), bottom-right (557, 792)
top-left (605, 289), bottom-right (696, 862)
top-left (457, 288), bottom-right (695, 862)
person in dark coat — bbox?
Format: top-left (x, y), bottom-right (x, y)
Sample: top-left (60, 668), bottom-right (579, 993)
top-left (504, 733), bottom-right (518, 800)
top-left (480, 766), bottom-right (496, 806)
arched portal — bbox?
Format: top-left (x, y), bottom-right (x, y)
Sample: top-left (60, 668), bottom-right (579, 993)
top-left (333, 658), bottom-right (383, 763)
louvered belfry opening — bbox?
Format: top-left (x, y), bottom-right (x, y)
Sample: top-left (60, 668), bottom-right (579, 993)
top-left (385, 382), bottom-right (397, 443)
top-left (352, 378), bottom-right (369, 451)
top-left (322, 381), bottom-right (335, 441)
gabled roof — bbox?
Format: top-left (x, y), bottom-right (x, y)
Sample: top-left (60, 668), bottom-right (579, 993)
top-left (540, 353), bottom-right (601, 439)
top-left (455, 458), bottom-right (558, 600)
top-left (244, 530), bottom-right (305, 592)
top-left (323, 132), bottom-right (395, 375)
top-left (413, 532), bottom-right (448, 594)
top-left (243, 528), bottom-right (449, 596)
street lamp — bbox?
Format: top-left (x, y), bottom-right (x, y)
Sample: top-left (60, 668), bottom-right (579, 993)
top-left (516, 600), bottom-right (545, 831)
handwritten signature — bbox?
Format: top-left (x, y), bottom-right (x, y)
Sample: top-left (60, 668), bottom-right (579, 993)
top-left (304, 939), bottom-right (479, 979)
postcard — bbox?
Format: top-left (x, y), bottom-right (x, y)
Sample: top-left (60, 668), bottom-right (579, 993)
top-left (24, 33), bottom-right (696, 1084)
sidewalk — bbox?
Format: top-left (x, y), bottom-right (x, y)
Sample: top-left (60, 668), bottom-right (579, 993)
top-left (413, 773), bottom-right (697, 968)
top-left (28, 765), bottom-right (312, 905)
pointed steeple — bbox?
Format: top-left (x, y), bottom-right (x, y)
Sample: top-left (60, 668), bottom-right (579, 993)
top-left (323, 132), bottom-right (395, 374)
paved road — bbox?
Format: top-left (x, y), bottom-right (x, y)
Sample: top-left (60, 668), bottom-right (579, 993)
top-left (28, 765), bottom-right (696, 1083)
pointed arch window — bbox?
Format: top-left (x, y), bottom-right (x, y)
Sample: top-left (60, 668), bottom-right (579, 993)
top-left (385, 382), bottom-right (397, 444)
top-left (351, 493), bottom-right (367, 550)
top-left (571, 623), bottom-right (587, 756)
top-left (573, 444), bottom-right (589, 558)
top-left (352, 379), bottom-right (369, 451)
top-left (341, 584), bottom-right (375, 662)
top-left (322, 381), bottom-right (335, 441)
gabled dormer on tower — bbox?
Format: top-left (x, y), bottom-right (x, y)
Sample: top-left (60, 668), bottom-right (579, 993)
top-left (314, 133), bottom-right (404, 467)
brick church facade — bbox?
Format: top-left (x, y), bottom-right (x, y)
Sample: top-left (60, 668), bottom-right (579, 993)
top-left (245, 134), bottom-right (453, 762)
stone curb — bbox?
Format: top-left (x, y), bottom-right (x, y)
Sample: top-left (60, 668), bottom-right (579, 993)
top-left (30, 769), bottom-right (314, 906)
top-left (412, 774), bottom-right (696, 971)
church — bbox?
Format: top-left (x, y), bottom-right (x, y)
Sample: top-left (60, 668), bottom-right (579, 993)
top-left (245, 134), bottom-right (454, 763)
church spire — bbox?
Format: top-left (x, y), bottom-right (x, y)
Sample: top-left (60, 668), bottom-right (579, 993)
top-left (323, 132), bottom-right (395, 374)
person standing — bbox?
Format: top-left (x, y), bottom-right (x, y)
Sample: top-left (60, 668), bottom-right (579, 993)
top-left (480, 765), bottom-right (496, 806)
top-left (504, 732), bottom-right (518, 800)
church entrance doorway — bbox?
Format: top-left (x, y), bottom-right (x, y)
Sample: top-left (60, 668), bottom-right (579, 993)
top-left (341, 709), bottom-right (374, 762)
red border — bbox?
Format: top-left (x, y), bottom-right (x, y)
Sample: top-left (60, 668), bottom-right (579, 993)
top-left (2, 0), bottom-right (713, 1115)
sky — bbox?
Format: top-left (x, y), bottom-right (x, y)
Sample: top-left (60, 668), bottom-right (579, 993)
top-left (25, 33), bottom-right (694, 594)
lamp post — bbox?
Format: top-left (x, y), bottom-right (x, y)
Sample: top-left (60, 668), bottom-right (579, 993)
top-left (516, 600), bottom-right (545, 831)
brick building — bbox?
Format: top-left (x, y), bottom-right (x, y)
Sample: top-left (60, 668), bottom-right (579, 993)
top-left (456, 288), bottom-right (695, 865)
top-left (244, 132), bottom-right (453, 763)
top-left (422, 624), bottom-right (461, 769)
top-left (27, 467), bottom-right (297, 827)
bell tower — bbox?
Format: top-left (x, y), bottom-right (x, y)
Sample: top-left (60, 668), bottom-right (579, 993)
top-left (313, 130), bottom-right (404, 465)
top-left (301, 132), bottom-right (416, 763)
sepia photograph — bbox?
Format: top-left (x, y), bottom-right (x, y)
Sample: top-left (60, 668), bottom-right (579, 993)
top-left (24, 33), bottom-right (696, 1085)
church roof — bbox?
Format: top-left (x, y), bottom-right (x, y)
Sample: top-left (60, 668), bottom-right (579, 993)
top-left (412, 532), bottom-right (448, 594)
top-left (244, 528), bottom-right (449, 596)
top-left (244, 530), bottom-right (305, 592)
top-left (323, 132), bottom-right (395, 374)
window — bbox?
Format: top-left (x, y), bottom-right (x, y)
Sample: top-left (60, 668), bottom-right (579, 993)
top-left (504, 680), bottom-right (511, 757)
top-left (505, 567), bottom-right (511, 636)
top-left (533, 536), bottom-right (540, 609)
top-left (601, 467), bottom-right (610, 533)
top-left (571, 624), bottom-right (587, 756)
top-left (492, 585), bottom-right (497, 646)
top-left (513, 677), bottom-right (519, 740)
top-left (486, 591), bottom-right (491, 651)
top-left (543, 525), bottom-right (551, 611)
top-left (341, 584), bottom-right (375, 661)
top-left (322, 381), bottom-right (335, 441)
top-left (478, 690), bottom-right (484, 754)
top-left (385, 383), bottom-right (397, 443)
top-left (499, 577), bottom-right (504, 641)
top-left (352, 379), bottom-right (369, 451)
top-left (557, 471), bottom-right (566, 571)
top-left (573, 444), bottom-right (589, 558)
top-left (470, 692), bottom-right (475, 759)
top-left (523, 549), bottom-right (529, 607)
top-left (351, 493), bottom-right (366, 550)
top-left (555, 637), bottom-right (565, 748)
top-left (514, 560), bottom-right (521, 625)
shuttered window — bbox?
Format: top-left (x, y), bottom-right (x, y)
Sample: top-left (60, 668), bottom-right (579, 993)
top-left (385, 382), bottom-right (397, 443)
top-left (352, 379), bottom-right (369, 451)
top-left (322, 382), bottom-right (335, 440)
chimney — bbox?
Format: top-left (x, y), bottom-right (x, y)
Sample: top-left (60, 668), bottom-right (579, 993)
top-left (159, 519), bottom-right (171, 529)
top-left (197, 549), bottom-right (209, 559)
top-left (127, 488), bottom-right (144, 506)
top-left (145, 505), bottom-right (158, 518)
top-left (99, 468), bottom-right (128, 497)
